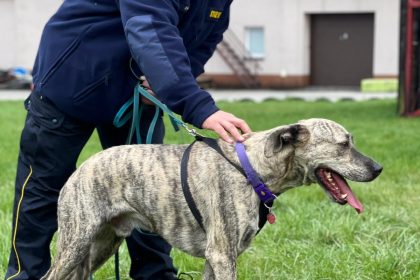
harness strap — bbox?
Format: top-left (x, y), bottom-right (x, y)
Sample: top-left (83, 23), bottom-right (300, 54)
top-left (181, 140), bottom-right (206, 231)
top-left (198, 137), bottom-right (245, 176)
top-left (181, 137), bottom-right (272, 232)
top-left (203, 138), bottom-right (271, 231)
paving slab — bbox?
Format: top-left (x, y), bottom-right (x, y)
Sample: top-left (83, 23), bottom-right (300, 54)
top-left (210, 89), bottom-right (397, 102)
top-left (0, 90), bottom-right (30, 101)
top-left (0, 89), bottom-right (397, 102)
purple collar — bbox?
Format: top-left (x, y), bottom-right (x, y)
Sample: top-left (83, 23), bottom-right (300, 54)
top-left (235, 142), bottom-right (276, 204)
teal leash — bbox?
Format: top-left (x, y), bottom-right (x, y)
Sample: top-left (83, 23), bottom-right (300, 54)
top-left (113, 83), bottom-right (194, 144)
top-left (99, 82), bottom-right (202, 280)
top-left (91, 57), bottom-right (200, 279)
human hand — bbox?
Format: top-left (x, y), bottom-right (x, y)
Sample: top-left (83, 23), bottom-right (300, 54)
top-left (202, 110), bottom-right (251, 143)
top-left (140, 77), bottom-right (157, 105)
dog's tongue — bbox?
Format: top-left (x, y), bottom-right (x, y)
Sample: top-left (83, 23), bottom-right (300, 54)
top-left (332, 172), bottom-right (364, 214)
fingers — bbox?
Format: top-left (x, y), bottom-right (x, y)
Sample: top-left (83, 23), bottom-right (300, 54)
top-left (211, 122), bottom-right (234, 143)
top-left (231, 118), bottom-right (252, 135)
top-left (141, 77), bottom-right (151, 90)
top-left (140, 78), bottom-right (156, 105)
top-left (202, 111), bottom-right (252, 143)
top-left (221, 120), bottom-right (244, 143)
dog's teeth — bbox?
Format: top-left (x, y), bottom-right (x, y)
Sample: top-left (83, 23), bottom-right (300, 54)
top-left (326, 172), bottom-right (334, 184)
top-left (341, 194), bottom-right (348, 199)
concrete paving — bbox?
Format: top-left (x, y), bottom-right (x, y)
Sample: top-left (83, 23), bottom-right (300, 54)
top-left (210, 89), bottom-right (397, 102)
top-left (0, 90), bottom-right (30, 101)
top-left (0, 89), bottom-right (397, 102)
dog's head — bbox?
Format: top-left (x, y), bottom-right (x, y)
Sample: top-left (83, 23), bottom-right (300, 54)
top-left (262, 118), bottom-right (382, 213)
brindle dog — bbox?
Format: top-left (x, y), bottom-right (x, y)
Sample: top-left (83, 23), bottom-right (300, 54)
top-left (41, 118), bottom-right (382, 280)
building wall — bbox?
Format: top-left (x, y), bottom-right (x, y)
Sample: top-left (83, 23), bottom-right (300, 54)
top-left (0, 0), bottom-right (400, 87)
top-left (0, 0), bottom-right (61, 69)
top-left (205, 0), bottom-right (400, 87)
top-left (0, 0), bottom-right (16, 68)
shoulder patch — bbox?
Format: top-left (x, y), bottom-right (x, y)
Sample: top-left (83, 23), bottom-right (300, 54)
top-left (209, 10), bottom-right (222, 19)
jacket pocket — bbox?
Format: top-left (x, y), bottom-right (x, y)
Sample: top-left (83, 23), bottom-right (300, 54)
top-left (39, 26), bottom-right (92, 87)
top-left (27, 93), bottom-right (65, 130)
top-left (73, 73), bottom-right (111, 105)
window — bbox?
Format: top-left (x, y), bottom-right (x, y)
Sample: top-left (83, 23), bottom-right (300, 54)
top-left (245, 27), bottom-right (265, 58)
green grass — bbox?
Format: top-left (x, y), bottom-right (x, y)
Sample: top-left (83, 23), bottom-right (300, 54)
top-left (1, 99), bottom-right (420, 279)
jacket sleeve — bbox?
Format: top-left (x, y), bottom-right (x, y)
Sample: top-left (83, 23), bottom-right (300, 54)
top-left (189, 5), bottom-right (230, 78)
top-left (119, 0), bottom-right (219, 128)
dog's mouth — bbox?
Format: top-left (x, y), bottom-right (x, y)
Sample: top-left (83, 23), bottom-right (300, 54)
top-left (315, 168), bottom-right (364, 214)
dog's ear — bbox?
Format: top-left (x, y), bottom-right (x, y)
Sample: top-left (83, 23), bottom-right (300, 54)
top-left (264, 124), bottom-right (309, 157)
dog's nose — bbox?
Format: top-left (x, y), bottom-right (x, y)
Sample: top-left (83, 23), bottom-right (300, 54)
top-left (372, 162), bottom-right (383, 177)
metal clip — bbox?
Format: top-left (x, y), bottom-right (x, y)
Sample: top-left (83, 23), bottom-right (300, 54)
top-left (263, 194), bottom-right (278, 210)
top-left (182, 123), bottom-right (205, 138)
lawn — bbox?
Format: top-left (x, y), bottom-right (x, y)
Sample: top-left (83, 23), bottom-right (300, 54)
top-left (1, 98), bottom-right (419, 279)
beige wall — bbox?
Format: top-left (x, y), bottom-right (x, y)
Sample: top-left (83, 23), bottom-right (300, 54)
top-left (0, 0), bottom-right (61, 69)
top-left (205, 0), bottom-right (400, 79)
top-left (0, 0), bottom-right (16, 68)
top-left (0, 0), bottom-right (400, 81)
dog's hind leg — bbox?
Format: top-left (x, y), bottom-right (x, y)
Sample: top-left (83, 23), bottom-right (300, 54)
top-left (88, 224), bottom-right (124, 273)
top-left (41, 224), bottom-right (100, 280)
top-left (41, 208), bottom-right (104, 280)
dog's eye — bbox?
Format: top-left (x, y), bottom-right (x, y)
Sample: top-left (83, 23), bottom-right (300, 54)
top-left (339, 141), bottom-right (350, 147)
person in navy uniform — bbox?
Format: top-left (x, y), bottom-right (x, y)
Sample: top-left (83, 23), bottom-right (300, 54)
top-left (5, 0), bottom-right (251, 279)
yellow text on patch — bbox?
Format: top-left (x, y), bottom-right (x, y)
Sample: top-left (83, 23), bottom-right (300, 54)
top-left (210, 10), bottom-right (222, 19)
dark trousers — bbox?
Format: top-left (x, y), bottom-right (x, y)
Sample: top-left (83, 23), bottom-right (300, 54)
top-left (5, 93), bottom-right (176, 280)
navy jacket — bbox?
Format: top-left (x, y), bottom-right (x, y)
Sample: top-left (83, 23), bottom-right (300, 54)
top-left (32, 0), bottom-right (232, 127)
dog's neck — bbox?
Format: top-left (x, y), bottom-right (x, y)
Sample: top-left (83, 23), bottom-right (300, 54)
top-left (217, 133), bottom-right (306, 195)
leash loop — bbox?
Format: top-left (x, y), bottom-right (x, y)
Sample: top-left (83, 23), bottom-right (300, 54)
top-left (114, 83), bottom-right (204, 144)
top-left (112, 58), bottom-right (208, 280)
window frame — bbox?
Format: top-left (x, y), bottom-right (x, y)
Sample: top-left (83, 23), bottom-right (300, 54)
top-left (245, 26), bottom-right (265, 59)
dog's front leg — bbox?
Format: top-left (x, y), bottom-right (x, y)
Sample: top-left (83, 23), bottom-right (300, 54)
top-left (203, 249), bottom-right (237, 280)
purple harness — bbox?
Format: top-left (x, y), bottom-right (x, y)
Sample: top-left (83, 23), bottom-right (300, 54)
top-left (181, 138), bottom-right (277, 232)
top-left (235, 142), bottom-right (277, 205)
